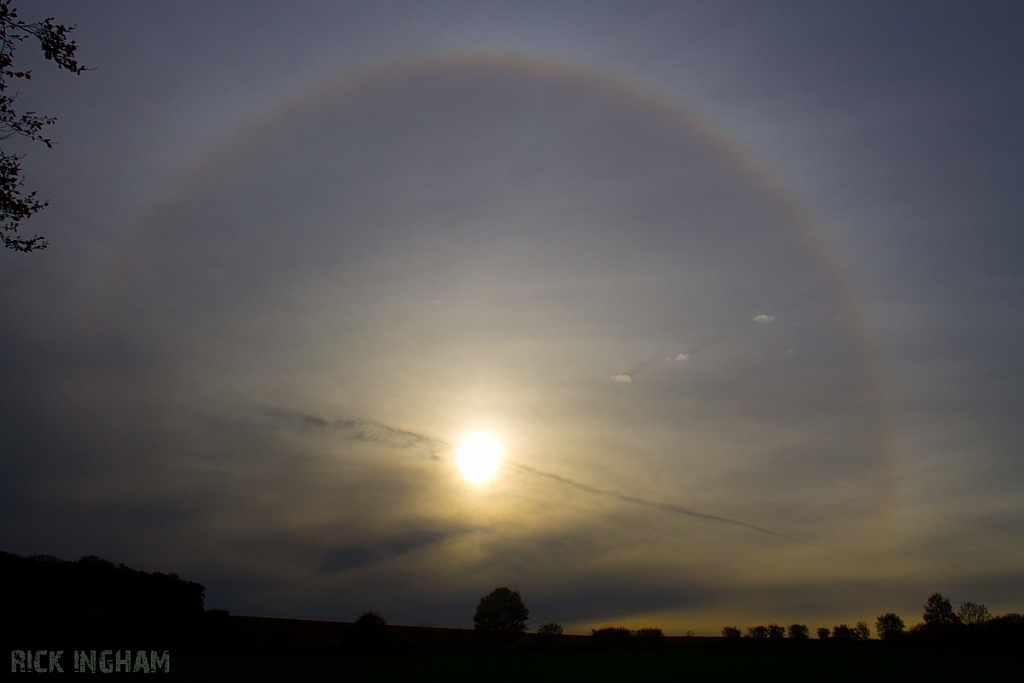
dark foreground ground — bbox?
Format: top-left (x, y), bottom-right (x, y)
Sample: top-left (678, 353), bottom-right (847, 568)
top-left (6, 553), bottom-right (1017, 679)
top-left (6, 615), bottom-right (1020, 680)
top-left (177, 648), bottom-right (1016, 682)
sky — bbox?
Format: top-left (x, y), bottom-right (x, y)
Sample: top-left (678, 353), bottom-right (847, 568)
top-left (1, 1), bottom-right (1022, 634)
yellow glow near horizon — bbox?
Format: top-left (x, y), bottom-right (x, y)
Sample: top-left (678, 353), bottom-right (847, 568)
top-left (457, 432), bottom-right (502, 484)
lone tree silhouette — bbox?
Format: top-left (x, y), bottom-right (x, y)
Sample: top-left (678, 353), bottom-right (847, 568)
top-left (875, 612), bottom-right (905, 640)
top-left (473, 586), bottom-right (529, 634)
top-left (957, 601), bottom-right (990, 626)
top-left (0, 0), bottom-right (89, 252)
top-left (923, 593), bottom-right (958, 625)
top-left (854, 621), bottom-right (871, 640)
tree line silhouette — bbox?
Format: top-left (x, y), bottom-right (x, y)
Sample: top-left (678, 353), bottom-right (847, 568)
top-left (371, 586), bottom-right (1020, 651)
top-left (0, 550), bottom-right (210, 648)
top-left (4, 552), bottom-right (1021, 654)
top-left (1, 550), bottom-right (205, 618)
top-left (721, 592), bottom-right (1023, 647)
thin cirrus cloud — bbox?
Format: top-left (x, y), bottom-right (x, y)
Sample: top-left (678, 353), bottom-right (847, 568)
top-left (269, 408), bottom-right (813, 546)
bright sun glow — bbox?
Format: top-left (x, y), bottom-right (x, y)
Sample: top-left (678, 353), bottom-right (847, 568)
top-left (457, 432), bottom-right (502, 484)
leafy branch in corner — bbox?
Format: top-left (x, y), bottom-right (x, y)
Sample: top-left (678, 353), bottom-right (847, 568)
top-left (0, 0), bottom-right (89, 252)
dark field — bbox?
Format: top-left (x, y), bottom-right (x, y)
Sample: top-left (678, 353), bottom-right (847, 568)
top-left (178, 648), bottom-right (1016, 682)
top-left (5, 553), bottom-right (1019, 680)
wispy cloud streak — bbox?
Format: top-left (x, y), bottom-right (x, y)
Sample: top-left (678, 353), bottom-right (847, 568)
top-left (269, 408), bottom-right (810, 544)
top-left (506, 459), bottom-right (814, 546)
top-left (267, 408), bottom-right (450, 460)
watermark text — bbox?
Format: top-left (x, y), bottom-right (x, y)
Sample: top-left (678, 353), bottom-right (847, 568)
top-left (10, 650), bottom-right (169, 673)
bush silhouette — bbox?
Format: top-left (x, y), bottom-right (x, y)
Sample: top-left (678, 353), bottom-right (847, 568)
top-left (591, 627), bottom-right (632, 639)
top-left (816, 627), bottom-right (830, 639)
top-left (746, 625), bottom-right (768, 639)
top-left (351, 611), bottom-right (388, 647)
top-left (536, 622), bottom-right (563, 636)
top-left (355, 611), bottom-right (386, 627)
top-left (832, 624), bottom-right (857, 640)
top-left (722, 626), bottom-right (741, 639)
top-left (767, 624), bottom-right (785, 639)
top-left (876, 613), bottom-right (905, 641)
top-left (353, 610), bottom-right (387, 636)
top-left (787, 624), bottom-right (809, 639)
top-left (589, 627), bottom-right (633, 652)
top-left (473, 586), bottom-right (529, 634)
top-left (635, 627), bottom-right (664, 638)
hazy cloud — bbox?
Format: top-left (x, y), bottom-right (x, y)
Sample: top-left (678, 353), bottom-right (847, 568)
top-left (753, 314), bottom-right (776, 323)
top-left (323, 528), bottom-right (469, 574)
top-left (267, 408), bottom-right (450, 460)
top-left (612, 374), bottom-right (632, 383)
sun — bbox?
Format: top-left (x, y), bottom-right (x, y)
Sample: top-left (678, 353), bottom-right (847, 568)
top-left (457, 432), bottom-right (502, 484)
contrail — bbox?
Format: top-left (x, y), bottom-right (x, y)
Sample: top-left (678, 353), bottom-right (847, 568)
top-left (507, 459), bottom-right (814, 546)
top-left (269, 407), bottom-right (811, 545)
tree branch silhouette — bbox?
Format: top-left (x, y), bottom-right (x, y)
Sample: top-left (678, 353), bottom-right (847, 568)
top-left (0, 0), bottom-right (89, 252)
